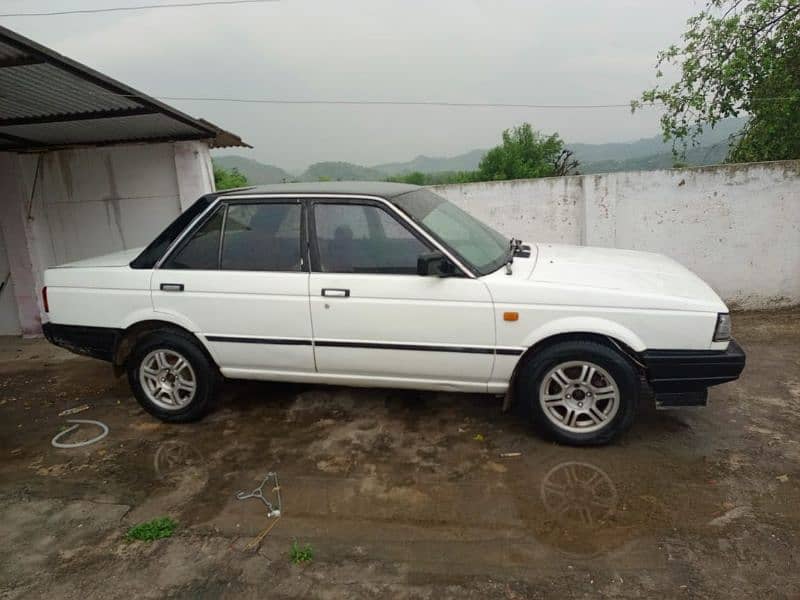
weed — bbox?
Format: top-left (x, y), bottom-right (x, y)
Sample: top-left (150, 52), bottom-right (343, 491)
top-left (125, 517), bottom-right (177, 542)
top-left (289, 540), bottom-right (314, 564)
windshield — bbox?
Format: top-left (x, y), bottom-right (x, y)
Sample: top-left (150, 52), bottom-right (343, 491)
top-left (392, 189), bottom-right (510, 275)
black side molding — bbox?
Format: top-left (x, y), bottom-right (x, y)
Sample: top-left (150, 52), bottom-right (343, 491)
top-left (640, 339), bottom-right (746, 393)
top-left (42, 323), bottom-right (123, 362)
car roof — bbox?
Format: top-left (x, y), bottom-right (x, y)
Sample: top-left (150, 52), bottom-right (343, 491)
top-left (217, 181), bottom-right (422, 199)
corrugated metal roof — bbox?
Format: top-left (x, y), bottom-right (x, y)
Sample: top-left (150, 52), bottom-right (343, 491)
top-left (1, 113), bottom-right (206, 146)
top-left (0, 25), bottom-right (249, 152)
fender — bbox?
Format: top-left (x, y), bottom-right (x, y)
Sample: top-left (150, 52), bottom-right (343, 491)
top-left (118, 308), bottom-right (221, 363)
top-left (520, 316), bottom-right (646, 353)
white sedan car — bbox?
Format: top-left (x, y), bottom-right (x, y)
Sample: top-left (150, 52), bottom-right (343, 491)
top-left (42, 182), bottom-right (744, 445)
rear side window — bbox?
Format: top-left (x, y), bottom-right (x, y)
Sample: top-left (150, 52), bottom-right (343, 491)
top-left (221, 203), bottom-right (302, 271)
top-left (162, 208), bottom-right (224, 270)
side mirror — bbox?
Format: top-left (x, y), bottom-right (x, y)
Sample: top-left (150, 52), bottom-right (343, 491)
top-left (417, 252), bottom-right (456, 277)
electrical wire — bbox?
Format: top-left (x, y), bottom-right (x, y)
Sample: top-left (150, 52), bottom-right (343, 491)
top-left (78, 90), bottom-right (799, 109)
top-left (80, 90), bottom-right (653, 109)
top-left (0, 0), bottom-right (279, 18)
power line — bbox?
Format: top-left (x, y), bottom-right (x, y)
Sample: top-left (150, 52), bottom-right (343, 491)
top-left (83, 91), bottom-right (654, 109)
top-left (156, 97), bottom-right (644, 109)
top-left (0, 0), bottom-right (279, 18)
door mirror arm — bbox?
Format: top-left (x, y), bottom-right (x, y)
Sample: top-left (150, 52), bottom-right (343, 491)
top-left (417, 252), bottom-right (457, 277)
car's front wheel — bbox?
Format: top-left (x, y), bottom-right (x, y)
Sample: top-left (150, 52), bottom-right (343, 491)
top-left (127, 330), bottom-right (218, 423)
top-left (515, 340), bottom-right (640, 445)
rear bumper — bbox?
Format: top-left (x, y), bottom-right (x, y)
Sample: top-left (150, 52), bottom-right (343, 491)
top-left (42, 323), bottom-right (122, 362)
top-left (639, 339), bottom-right (746, 404)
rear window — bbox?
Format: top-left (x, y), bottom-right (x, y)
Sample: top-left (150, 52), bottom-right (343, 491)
top-left (130, 195), bottom-right (214, 269)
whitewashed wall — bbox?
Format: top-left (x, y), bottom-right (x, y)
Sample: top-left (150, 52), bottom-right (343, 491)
top-left (435, 160), bottom-right (800, 309)
top-left (0, 227), bottom-right (21, 335)
top-left (0, 140), bottom-right (214, 335)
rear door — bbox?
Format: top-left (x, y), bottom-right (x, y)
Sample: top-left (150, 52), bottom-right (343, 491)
top-left (151, 198), bottom-right (315, 375)
top-left (307, 198), bottom-right (495, 389)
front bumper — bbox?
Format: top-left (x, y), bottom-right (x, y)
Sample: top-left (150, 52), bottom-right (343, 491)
top-left (42, 323), bottom-right (122, 362)
top-left (639, 339), bottom-right (746, 407)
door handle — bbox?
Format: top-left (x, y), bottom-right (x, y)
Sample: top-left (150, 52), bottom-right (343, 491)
top-left (321, 288), bottom-right (350, 297)
top-left (160, 283), bottom-right (184, 292)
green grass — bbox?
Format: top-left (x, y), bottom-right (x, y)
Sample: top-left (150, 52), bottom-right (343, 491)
top-left (289, 540), bottom-right (314, 564)
top-left (125, 517), bottom-right (177, 542)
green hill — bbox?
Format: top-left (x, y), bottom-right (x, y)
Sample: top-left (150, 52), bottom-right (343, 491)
top-left (298, 161), bottom-right (387, 182)
top-left (374, 149), bottom-right (486, 176)
top-left (213, 155), bottom-right (293, 184)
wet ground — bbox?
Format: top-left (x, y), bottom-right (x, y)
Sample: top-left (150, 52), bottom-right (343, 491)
top-left (0, 309), bottom-right (798, 599)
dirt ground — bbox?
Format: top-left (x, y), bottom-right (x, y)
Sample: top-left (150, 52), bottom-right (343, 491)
top-left (0, 310), bottom-right (798, 599)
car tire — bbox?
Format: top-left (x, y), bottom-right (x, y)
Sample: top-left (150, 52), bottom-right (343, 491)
top-left (127, 330), bottom-right (218, 423)
top-left (515, 339), bottom-right (639, 445)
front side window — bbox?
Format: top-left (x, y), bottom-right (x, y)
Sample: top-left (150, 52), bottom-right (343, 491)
top-left (314, 203), bottom-right (430, 274)
top-left (392, 190), bottom-right (509, 275)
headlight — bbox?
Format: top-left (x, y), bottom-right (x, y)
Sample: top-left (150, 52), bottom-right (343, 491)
top-left (713, 313), bottom-right (732, 341)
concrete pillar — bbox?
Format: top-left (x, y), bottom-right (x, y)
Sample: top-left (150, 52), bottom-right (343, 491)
top-left (0, 152), bottom-right (45, 336)
top-left (582, 173), bottom-right (617, 248)
top-left (174, 141), bottom-right (215, 212)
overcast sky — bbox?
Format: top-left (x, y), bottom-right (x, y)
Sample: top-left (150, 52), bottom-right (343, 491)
top-left (3, 0), bottom-right (702, 171)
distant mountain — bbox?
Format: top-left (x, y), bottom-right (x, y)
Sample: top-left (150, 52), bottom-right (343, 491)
top-left (213, 155), bottom-right (293, 184)
top-left (374, 149), bottom-right (486, 176)
top-left (580, 142), bottom-right (731, 174)
top-left (213, 117), bottom-right (745, 184)
top-left (570, 118), bottom-right (744, 166)
top-left (299, 161), bottom-right (386, 182)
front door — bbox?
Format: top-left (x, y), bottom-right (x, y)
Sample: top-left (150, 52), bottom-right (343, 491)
top-left (307, 199), bottom-right (495, 390)
top-left (151, 199), bottom-right (315, 376)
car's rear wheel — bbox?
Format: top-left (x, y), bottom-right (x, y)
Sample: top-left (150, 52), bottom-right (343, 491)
top-left (515, 340), bottom-right (639, 445)
top-left (127, 330), bottom-right (217, 423)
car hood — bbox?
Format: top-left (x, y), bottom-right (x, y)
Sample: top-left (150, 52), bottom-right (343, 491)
top-left (52, 247), bottom-right (144, 268)
top-left (528, 243), bottom-right (727, 312)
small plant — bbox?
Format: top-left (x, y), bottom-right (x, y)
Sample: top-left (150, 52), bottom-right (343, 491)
top-left (289, 540), bottom-right (314, 564)
top-left (125, 517), bottom-right (177, 542)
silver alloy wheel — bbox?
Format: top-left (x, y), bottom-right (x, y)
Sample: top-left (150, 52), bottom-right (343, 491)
top-left (538, 360), bottom-right (620, 434)
top-left (139, 349), bottom-right (197, 411)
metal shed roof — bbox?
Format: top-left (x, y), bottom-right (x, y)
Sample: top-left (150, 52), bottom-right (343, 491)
top-left (0, 25), bottom-right (249, 152)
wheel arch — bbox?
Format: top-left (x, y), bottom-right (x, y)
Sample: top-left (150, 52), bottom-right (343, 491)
top-left (505, 328), bottom-right (645, 411)
top-left (112, 318), bottom-right (219, 374)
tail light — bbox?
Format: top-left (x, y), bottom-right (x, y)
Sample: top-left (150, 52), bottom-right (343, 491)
top-left (42, 286), bottom-right (49, 312)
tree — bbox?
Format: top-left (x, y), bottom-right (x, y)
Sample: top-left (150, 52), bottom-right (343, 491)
top-left (476, 123), bottom-right (578, 180)
top-left (214, 166), bottom-right (248, 190)
top-left (633, 0), bottom-right (800, 162)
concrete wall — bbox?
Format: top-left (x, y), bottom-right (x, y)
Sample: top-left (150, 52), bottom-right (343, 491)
top-left (0, 140), bottom-right (214, 335)
top-left (435, 160), bottom-right (800, 309)
top-left (0, 227), bottom-right (21, 335)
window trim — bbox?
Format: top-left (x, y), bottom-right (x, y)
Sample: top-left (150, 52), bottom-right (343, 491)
top-left (308, 198), bottom-right (443, 276)
top-left (155, 193), bottom-right (475, 278)
top-left (157, 197), bottom-right (308, 273)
